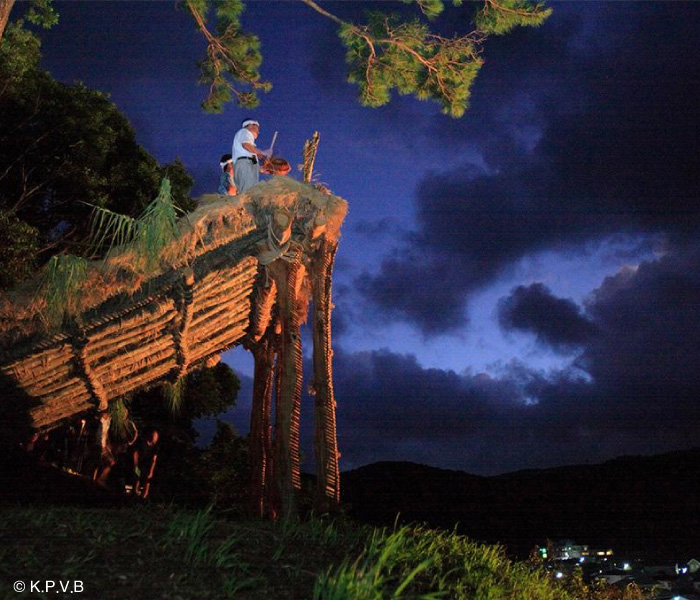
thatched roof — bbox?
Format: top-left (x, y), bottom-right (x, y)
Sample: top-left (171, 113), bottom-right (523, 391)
top-left (0, 178), bottom-right (347, 431)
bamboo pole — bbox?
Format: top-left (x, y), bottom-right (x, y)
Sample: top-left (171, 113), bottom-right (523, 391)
top-left (189, 308), bottom-right (250, 342)
top-left (311, 239), bottom-right (341, 511)
top-left (249, 274), bottom-right (277, 343)
top-left (192, 261), bottom-right (258, 299)
top-left (86, 297), bottom-right (176, 345)
top-left (86, 306), bottom-right (178, 359)
top-left (189, 322), bottom-right (249, 363)
top-left (3, 345), bottom-right (69, 375)
top-left (107, 358), bottom-right (176, 399)
top-left (302, 131), bottom-right (321, 183)
top-left (268, 338), bottom-right (284, 521)
top-left (191, 268), bottom-right (257, 307)
top-left (189, 318), bottom-right (250, 351)
top-left (22, 364), bottom-right (75, 394)
top-left (27, 376), bottom-right (88, 401)
top-left (191, 280), bottom-right (256, 318)
top-left (3, 343), bottom-right (73, 379)
top-left (190, 284), bottom-right (255, 329)
top-left (16, 356), bottom-right (74, 385)
top-left (31, 391), bottom-right (93, 428)
top-left (268, 254), bottom-right (303, 520)
top-left (190, 304), bottom-right (252, 340)
top-left (249, 334), bottom-right (275, 518)
top-left (97, 343), bottom-right (176, 382)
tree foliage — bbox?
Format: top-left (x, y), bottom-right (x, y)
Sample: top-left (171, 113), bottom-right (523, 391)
top-left (21, 0), bottom-right (57, 30)
top-left (1, 0), bottom-right (550, 116)
top-left (0, 209), bottom-right (39, 289)
top-left (185, 0), bottom-right (271, 112)
top-left (188, 0), bottom-right (551, 116)
top-left (0, 24), bottom-right (195, 289)
top-left (339, 12), bottom-right (484, 118)
top-left (198, 420), bottom-right (249, 508)
top-left (332, 0), bottom-right (551, 117)
top-left (475, 0), bottom-right (550, 35)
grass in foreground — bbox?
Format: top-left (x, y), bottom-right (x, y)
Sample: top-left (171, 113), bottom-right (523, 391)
top-left (0, 505), bottom-right (647, 599)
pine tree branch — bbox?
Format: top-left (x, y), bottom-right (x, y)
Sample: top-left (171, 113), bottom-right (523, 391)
top-left (485, 0), bottom-right (538, 18)
top-left (301, 0), bottom-right (485, 88)
top-left (187, 0), bottom-right (268, 109)
top-left (188, 0), bottom-right (239, 73)
top-left (299, 0), bottom-right (346, 27)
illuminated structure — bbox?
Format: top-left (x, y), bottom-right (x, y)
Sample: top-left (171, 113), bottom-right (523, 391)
top-left (0, 177), bottom-right (347, 518)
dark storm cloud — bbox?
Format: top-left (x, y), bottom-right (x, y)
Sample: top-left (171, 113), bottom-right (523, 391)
top-left (357, 2), bottom-right (700, 334)
top-left (330, 346), bottom-right (610, 474)
top-left (498, 283), bottom-right (596, 352)
top-left (581, 242), bottom-right (700, 399)
top-left (331, 347), bottom-right (541, 473)
top-left (332, 242), bottom-right (700, 473)
top-left (356, 249), bottom-right (477, 332)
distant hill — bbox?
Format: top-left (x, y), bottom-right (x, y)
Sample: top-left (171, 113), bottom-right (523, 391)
top-left (341, 448), bottom-right (700, 559)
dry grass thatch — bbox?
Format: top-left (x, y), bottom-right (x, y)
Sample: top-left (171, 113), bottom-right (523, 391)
top-left (0, 177), bottom-right (347, 350)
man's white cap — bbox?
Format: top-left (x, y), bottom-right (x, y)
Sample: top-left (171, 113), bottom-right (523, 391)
top-left (242, 119), bottom-right (260, 128)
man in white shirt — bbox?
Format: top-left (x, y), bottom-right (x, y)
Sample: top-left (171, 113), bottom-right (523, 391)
top-left (232, 119), bottom-right (268, 194)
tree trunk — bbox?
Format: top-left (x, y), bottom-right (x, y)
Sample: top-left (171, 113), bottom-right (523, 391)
top-left (311, 239), bottom-right (341, 512)
top-left (0, 0), bottom-right (15, 43)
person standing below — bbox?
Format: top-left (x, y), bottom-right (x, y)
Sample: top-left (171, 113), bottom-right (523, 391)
top-left (132, 429), bottom-right (159, 500)
top-left (232, 119), bottom-right (269, 194)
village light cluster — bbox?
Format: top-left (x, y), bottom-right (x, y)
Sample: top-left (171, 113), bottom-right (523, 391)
top-left (539, 541), bottom-right (700, 597)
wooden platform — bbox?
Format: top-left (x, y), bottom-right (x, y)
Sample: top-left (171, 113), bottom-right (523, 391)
top-left (0, 177), bottom-right (347, 432)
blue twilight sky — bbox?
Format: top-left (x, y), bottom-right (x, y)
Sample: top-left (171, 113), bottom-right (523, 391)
top-left (33, 1), bottom-right (700, 474)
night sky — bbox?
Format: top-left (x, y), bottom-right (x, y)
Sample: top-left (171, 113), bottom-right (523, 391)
top-left (36, 1), bottom-right (700, 475)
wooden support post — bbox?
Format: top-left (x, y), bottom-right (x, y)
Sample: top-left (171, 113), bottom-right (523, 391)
top-left (268, 340), bottom-right (283, 521)
top-left (311, 239), bottom-right (341, 511)
top-left (93, 409), bottom-right (111, 480)
top-left (268, 254), bottom-right (303, 520)
top-left (302, 131), bottom-right (321, 184)
top-left (72, 329), bottom-right (108, 412)
top-left (249, 334), bottom-right (275, 518)
top-left (174, 267), bottom-right (195, 379)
